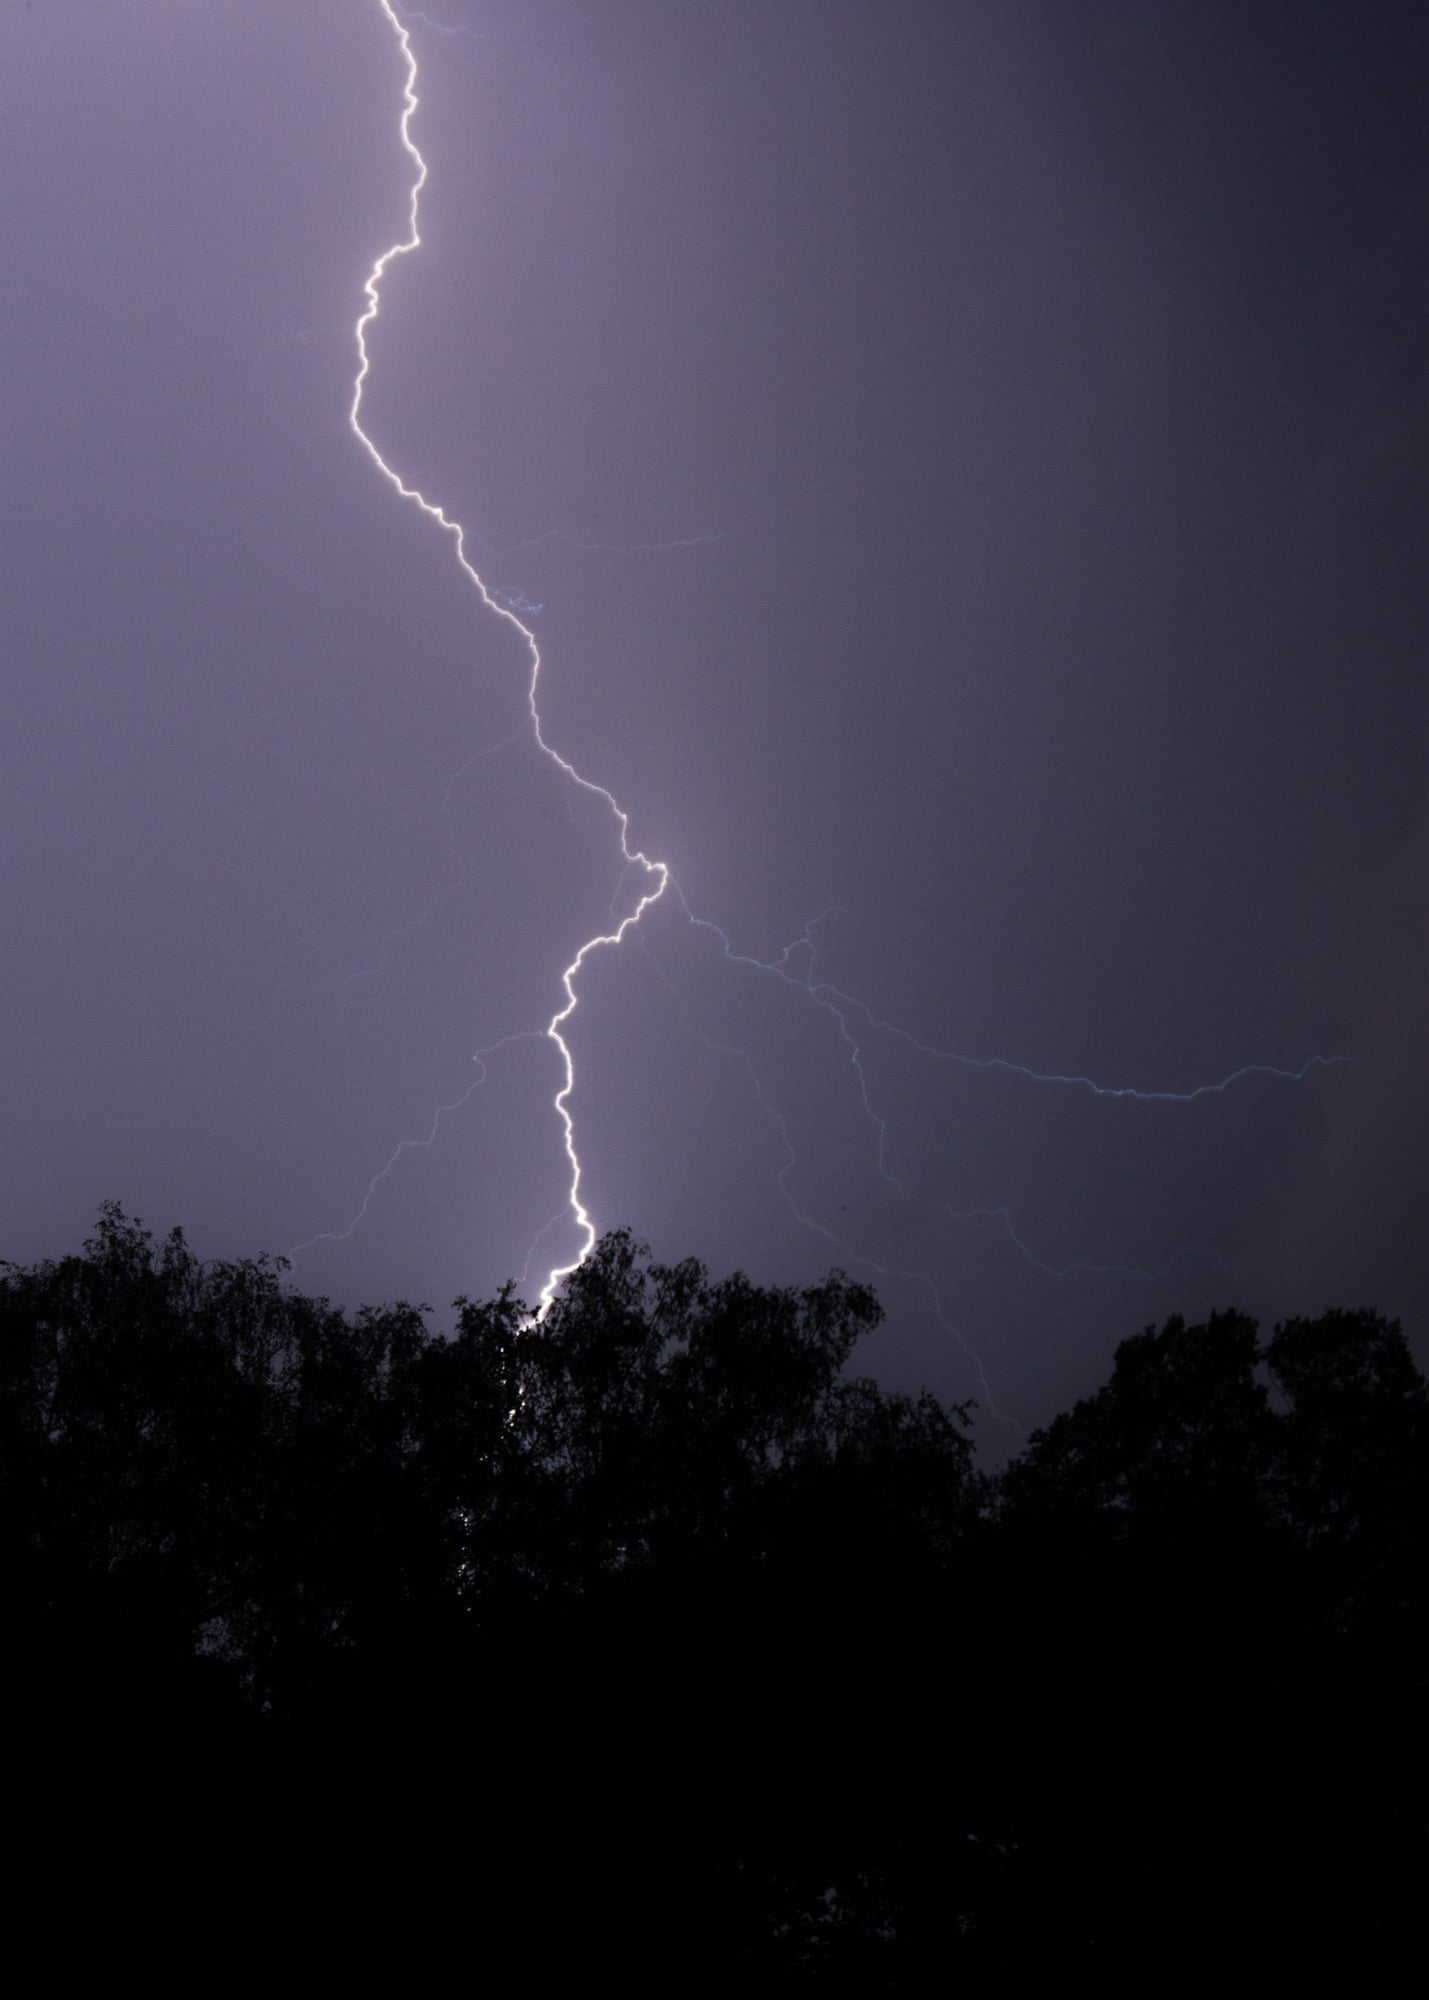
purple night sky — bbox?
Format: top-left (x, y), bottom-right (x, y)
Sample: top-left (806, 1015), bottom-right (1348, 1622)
top-left (5, 0), bottom-right (1426, 1445)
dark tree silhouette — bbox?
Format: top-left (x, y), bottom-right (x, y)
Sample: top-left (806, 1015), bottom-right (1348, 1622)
top-left (2, 1208), bottom-right (1424, 1990)
top-left (987, 1305), bottom-right (1429, 1985)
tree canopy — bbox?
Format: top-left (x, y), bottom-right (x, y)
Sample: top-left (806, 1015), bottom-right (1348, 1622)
top-left (3, 1207), bottom-right (1424, 1989)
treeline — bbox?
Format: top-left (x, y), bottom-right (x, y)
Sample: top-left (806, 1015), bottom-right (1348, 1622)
top-left (3, 1206), bottom-right (1425, 1990)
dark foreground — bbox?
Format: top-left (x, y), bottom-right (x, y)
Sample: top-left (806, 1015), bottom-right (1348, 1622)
top-left (4, 1208), bottom-right (1425, 1989)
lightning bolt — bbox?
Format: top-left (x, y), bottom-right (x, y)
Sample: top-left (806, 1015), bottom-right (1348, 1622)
top-left (347, 2), bottom-right (670, 1314)
top-left (301, 3), bottom-right (1349, 1402)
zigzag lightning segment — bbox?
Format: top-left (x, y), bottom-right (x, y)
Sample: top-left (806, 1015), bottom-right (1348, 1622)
top-left (353, 2), bottom-right (668, 1313)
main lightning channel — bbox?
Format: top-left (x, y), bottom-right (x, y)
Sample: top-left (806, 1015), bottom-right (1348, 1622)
top-left (355, 2), bottom-right (668, 1312)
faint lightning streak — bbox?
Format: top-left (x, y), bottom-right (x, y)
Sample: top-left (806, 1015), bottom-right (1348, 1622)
top-left (642, 935), bottom-right (1018, 1428)
top-left (671, 892), bottom-right (1350, 1106)
top-left (344, 721), bottom-right (529, 995)
top-left (739, 1043), bottom-right (1015, 1428)
top-left (519, 1206), bottom-right (573, 1290)
top-left (246, 320), bottom-right (347, 387)
top-left (474, 528), bottom-right (724, 621)
top-left (390, 1), bottom-right (483, 39)
top-left (287, 1033), bottom-right (538, 1257)
top-left (656, 888), bottom-right (1330, 1290)
top-left (925, 1199), bottom-right (1227, 1286)
top-left (287, 1085), bottom-right (481, 1257)
top-left (472, 527), bottom-right (729, 562)
top-left (729, 1046), bottom-right (1021, 1431)
top-left (342, 4), bottom-right (670, 1309)
top-left (806, 990), bottom-right (1351, 1103)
